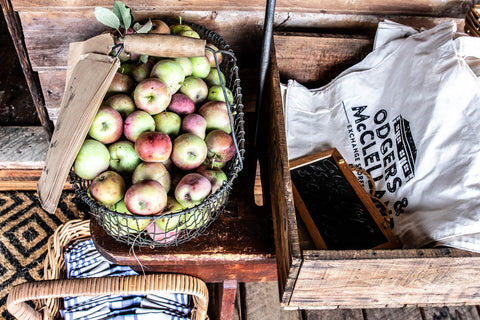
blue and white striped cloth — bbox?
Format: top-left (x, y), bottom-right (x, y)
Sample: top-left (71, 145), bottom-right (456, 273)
top-left (60, 239), bottom-right (191, 320)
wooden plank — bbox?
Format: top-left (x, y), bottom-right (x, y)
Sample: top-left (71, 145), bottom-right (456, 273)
top-left (364, 307), bottom-right (422, 319)
top-left (18, 10), bottom-right (264, 71)
top-left (0, 169), bottom-right (72, 191)
top-left (274, 33), bottom-right (373, 87)
top-left (0, 126), bottom-right (49, 169)
top-left (286, 249), bottom-right (480, 309)
top-left (304, 309), bottom-right (364, 319)
top-left (265, 42), bottom-right (302, 307)
top-left (421, 306), bottom-right (480, 319)
top-left (217, 280), bottom-right (238, 320)
top-left (0, 0), bottom-right (53, 136)
top-left (18, 10), bottom-right (465, 72)
top-left (10, 0), bottom-right (475, 18)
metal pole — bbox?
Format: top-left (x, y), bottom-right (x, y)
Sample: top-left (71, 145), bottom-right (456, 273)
top-left (253, 0), bottom-right (276, 155)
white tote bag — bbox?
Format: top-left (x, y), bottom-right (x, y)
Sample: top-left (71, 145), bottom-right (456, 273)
top-left (285, 21), bottom-right (480, 252)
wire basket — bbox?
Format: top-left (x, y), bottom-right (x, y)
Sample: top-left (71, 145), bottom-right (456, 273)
top-left (70, 20), bottom-right (245, 248)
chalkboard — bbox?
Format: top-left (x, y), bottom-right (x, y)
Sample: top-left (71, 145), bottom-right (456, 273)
top-left (290, 148), bottom-right (399, 250)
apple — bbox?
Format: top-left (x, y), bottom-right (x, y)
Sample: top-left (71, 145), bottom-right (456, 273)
top-left (183, 209), bottom-right (209, 230)
top-left (118, 63), bottom-right (135, 75)
top-left (105, 199), bottom-right (151, 236)
top-left (179, 30), bottom-right (200, 38)
top-left (108, 72), bottom-right (135, 94)
top-left (174, 173), bottom-right (211, 208)
top-left (189, 56), bottom-right (210, 78)
top-left (133, 78), bottom-right (171, 115)
top-left (205, 43), bottom-right (223, 67)
top-left (153, 111), bottom-right (181, 137)
top-left (174, 57), bottom-right (193, 77)
top-left (150, 19), bottom-right (170, 34)
top-left (88, 106), bottom-right (123, 144)
top-left (132, 162), bottom-right (171, 193)
top-left (181, 113), bottom-right (207, 139)
top-left (131, 59), bottom-right (155, 83)
top-left (153, 196), bottom-right (185, 232)
top-left (170, 23), bottom-right (193, 35)
top-left (204, 129), bottom-right (235, 167)
top-left (108, 140), bottom-right (141, 176)
top-left (196, 165), bottom-right (228, 194)
top-left (150, 59), bottom-right (185, 94)
top-left (167, 93), bottom-right (195, 116)
top-left (204, 69), bottom-right (226, 87)
top-left (135, 131), bottom-right (172, 162)
top-left (124, 180), bottom-right (167, 215)
top-left (90, 170), bottom-right (126, 206)
top-left (124, 110), bottom-right (155, 142)
top-left (207, 85), bottom-right (234, 105)
top-left (74, 139), bottom-right (110, 180)
top-left (146, 223), bottom-right (178, 244)
top-left (198, 101), bottom-right (231, 134)
top-left (179, 77), bottom-right (208, 104)
top-left (104, 94), bottom-right (136, 118)
top-left (171, 133), bottom-right (208, 170)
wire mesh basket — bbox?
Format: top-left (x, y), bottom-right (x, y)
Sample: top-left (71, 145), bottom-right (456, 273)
top-left (70, 19), bottom-right (245, 248)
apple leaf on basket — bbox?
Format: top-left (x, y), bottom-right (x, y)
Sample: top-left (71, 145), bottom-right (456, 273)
top-left (113, 1), bottom-right (132, 30)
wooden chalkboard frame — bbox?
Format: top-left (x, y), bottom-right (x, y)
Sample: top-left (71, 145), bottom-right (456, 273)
top-left (289, 148), bottom-right (400, 250)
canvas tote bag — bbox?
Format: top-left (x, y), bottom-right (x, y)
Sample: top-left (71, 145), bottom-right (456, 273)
top-left (284, 21), bottom-right (480, 252)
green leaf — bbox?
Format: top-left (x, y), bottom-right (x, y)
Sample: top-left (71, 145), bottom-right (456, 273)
top-left (113, 1), bottom-right (132, 30)
top-left (94, 7), bottom-right (121, 30)
top-left (139, 54), bottom-right (149, 64)
top-left (134, 20), bottom-right (153, 33)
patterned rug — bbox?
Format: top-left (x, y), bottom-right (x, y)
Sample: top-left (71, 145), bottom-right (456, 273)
top-left (0, 191), bottom-right (89, 320)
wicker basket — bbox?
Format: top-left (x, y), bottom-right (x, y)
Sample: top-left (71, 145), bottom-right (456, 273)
top-left (6, 220), bottom-right (209, 320)
top-left (70, 19), bottom-right (245, 248)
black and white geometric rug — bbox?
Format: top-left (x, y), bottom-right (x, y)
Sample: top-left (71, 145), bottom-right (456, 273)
top-left (0, 191), bottom-right (88, 320)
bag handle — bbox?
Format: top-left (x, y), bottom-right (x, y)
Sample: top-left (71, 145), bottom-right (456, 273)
top-left (123, 33), bottom-right (206, 57)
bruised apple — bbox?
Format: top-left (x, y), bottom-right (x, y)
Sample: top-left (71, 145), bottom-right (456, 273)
top-left (90, 171), bottom-right (126, 206)
top-left (174, 173), bottom-right (211, 208)
top-left (204, 129), bottom-right (235, 167)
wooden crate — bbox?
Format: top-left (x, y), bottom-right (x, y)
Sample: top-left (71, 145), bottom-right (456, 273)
top-left (264, 3), bottom-right (480, 310)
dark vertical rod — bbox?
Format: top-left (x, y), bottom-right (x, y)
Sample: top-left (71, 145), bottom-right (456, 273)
top-left (253, 0), bottom-right (276, 154)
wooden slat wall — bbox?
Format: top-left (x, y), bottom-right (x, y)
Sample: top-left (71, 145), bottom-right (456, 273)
top-left (9, 0), bottom-right (473, 122)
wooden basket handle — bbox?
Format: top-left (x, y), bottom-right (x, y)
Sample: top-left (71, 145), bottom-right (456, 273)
top-left (123, 33), bottom-right (206, 57)
top-left (7, 274), bottom-right (209, 320)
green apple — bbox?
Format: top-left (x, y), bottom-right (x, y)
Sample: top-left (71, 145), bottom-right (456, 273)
top-left (174, 57), bottom-right (193, 77)
top-left (170, 23), bottom-right (193, 35)
top-left (104, 94), bottom-right (136, 118)
top-left (189, 57), bottom-right (211, 78)
top-left (108, 140), bottom-right (141, 176)
top-left (89, 171), bottom-right (126, 206)
top-left (204, 69), bottom-right (226, 87)
top-left (154, 196), bottom-right (185, 231)
top-left (105, 200), bottom-right (151, 236)
top-left (153, 111), bottom-right (181, 137)
top-left (150, 59), bottom-right (185, 94)
top-left (196, 165), bottom-right (228, 194)
top-left (183, 208), bottom-right (209, 230)
top-left (132, 162), bottom-right (172, 193)
top-left (74, 139), bottom-right (110, 180)
top-left (88, 106), bottom-right (123, 144)
top-left (179, 77), bottom-right (208, 104)
top-left (179, 30), bottom-right (200, 38)
top-left (207, 85), bottom-right (234, 105)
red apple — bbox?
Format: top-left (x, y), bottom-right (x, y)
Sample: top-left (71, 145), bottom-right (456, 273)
top-left (167, 93), bottom-right (195, 116)
top-left (108, 72), bottom-right (135, 94)
top-left (181, 113), bottom-right (207, 139)
top-left (171, 133), bottom-right (207, 171)
top-left (124, 180), bottom-right (167, 215)
top-left (196, 165), bottom-right (228, 194)
top-left (135, 131), bottom-right (172, 162)
top-left (174, 173), bottom-right (212, 208)
top-left (204, 129), bottom-right (235, 167)
top-left (133, 78), bottom-right (171, 115)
